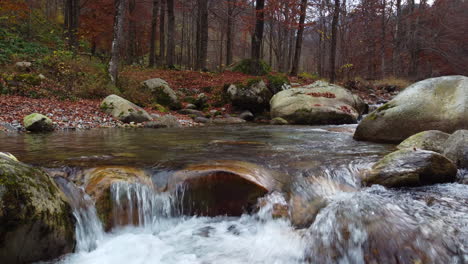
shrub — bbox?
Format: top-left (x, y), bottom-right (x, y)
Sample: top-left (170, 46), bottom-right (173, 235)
top-left (267, 74), bottom-right (289, 93)
top-left (232, 59), bottom-right (271, 76)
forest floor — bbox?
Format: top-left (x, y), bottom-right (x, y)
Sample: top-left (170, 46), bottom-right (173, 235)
top-left (0, 66), bottom-right (404, 132)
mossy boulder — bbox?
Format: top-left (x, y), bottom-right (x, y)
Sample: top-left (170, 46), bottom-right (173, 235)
top-left (231, 59), bottom-right (271, 76)
top-left (0, 154), bottom-right (75, 263)
top-left (270, 81), bottom-right (363, 125)
top-left (168, 160), bottom-right (285, 216)
top-left (267, 74), bottom-right (291, 94)
top-left (100, 94), bottom-right (152, 123)
top-left (354, 76), bottom-right (468, 143)
top-left (443, 130), bottom-right (468, 169)
top-left (363, 149), bottom-right (457, 187)
top-left (23, 113), bottom-right (54, 132)
top-left (270, 117), bottom-right (289, 125)
top-left (227, 80), bottom-right (273, 113)
top-left (142, 78), bottom-right (181, 109)
top-left (397, 130), bottom-right (450, 153)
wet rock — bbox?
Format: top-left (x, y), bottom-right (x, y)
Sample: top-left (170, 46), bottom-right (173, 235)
top-left (354, 76), bottom-right (468, 143)
top-left (397, 130), bottom-right (450, 153)
top-left (145, 115), bottom-right (181, 128)
top-left (290, 177), bottom-right (355, 228)
top-left (100, 95), bottom-right (152, 123)
top-left (208, 140), bottom-right (267, 146)
top-left (239, 110), bottom-right (254, 121)
top-left (23, 113), bottom-right (54, 132)
top-left (142, 78), bottom-right (180, 109)
top-left (194, 116), bottom-right (210, 124)
top-left (84, 167), bottom-right (152, 230)
top-left (227, 80), bottom-right (273, 113)
top-left (363, 149), bottom-right (457, 187)
top-left (270, 117), bottom-right (288, 125)
top-left (212, 117), bottom-right (246, 124)
top-left (168, 160), bottom-right (284, 216)
top-left (0, 154), bottom-right (75, 263)
top-left (270, 81), bottom-right (363, 125)
top-left (443, 129), bottom-right (468, 169)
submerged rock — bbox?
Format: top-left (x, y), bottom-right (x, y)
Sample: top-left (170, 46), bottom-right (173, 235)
top-left (270, 81), bottom-right (363, 125)
top-left (0, 154), bottom-right (75, 263)
top-left (443, 129), bottom-right (468, 169)
top-left (100, 94), bottom-right (152, 123)
top-left (84, 167), bottom-right (152, 230)
top-left (354, 76), bottom-right (468, 143)
top-left (168, 160), bottom-right (284, 216)
top-left (23, 113), bottom-right (54, 132)
top-left (363, 149), bottom-right (457, 187)
top-left (270, 117), bottom-right (289, 125)
top-left (397, 130), bottom-right (450, 153)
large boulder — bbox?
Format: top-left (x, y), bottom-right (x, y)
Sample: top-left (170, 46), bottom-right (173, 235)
top-left (0, 153), bottom-right (75, 263)
top-left (354, 76), bottom-right (468, 143)
top-left (443, 130), bottom-right (468, 169)
top-left (227, 80), bottom-right (272, 113)
top-left (100, 94), bottom-right (152, 123)
top-left (23, 113), bottom-right (54, 132)
top-left (397, 130), bottom-right (450, 153)
top-left (142, 78), bottom-right (180, 109)
top-left (363, 149), bottom-right (457, 187)
top-left (168, 160), bottom-right (285, 216)
top-left (270, 81), bottom-right (364, 125)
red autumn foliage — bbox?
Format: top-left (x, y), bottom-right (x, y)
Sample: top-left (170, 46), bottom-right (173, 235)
top-left (339, 105), bottom-right (352, 114)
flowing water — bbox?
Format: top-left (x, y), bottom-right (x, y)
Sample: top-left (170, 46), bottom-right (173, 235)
top-left (1, 125), bottom-right (467, 264)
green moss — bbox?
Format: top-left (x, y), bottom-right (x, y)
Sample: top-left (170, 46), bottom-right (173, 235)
top-left (375, 103), bottom-right (396, 113)
top-left (232, 59), bottom-right (271, 76)
top-left (267, 74), bottom-right (289, 93)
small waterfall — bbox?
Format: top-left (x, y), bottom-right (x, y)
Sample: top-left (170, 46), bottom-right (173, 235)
top-left (110, 182), bottom-right (173, 229)
top-left (54, 177), bottom-right (104, 252)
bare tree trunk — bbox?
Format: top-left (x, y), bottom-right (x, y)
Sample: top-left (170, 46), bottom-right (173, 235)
top-left (149, 0), bottom-right (159, 67)
top-left (251, 0), bottom-right (265, 74)
top-left (166, 0), bottom-right (175, 67)
top-left (226, 0), bottom-right (234, 66)
top-left (109, 0), bottom-right (127, 84)
top-left (329, 0), bottom-right (340, 83)
top-left (380, 0), bottom-right (386, 78)
top-left (392, 0), bottom-right (402, 76)
top-left (269, 20), bottom-right (273, 68)
top-left (196, 0), bottom-right (208, 70)
top-left (127, 0), bottom-right (137, 64)
top-left (64, 0), bottom-right (80, 51)
top-left (159, 0), bottom-right (166, 65)
top-left (291, 0), bottom-right (308, 76)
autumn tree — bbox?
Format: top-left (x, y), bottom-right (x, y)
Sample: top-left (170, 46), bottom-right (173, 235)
top-left (109, 0), bottom-right (127, 83)
top-left (290, 0), bottom-right (308, 76)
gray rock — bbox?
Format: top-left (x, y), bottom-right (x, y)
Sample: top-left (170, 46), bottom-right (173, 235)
top-left (270, 81), bottom-right (363, 125)
top-left (100, 95), bottom-right (152, 123)
top-left (354, 76), bottom-right (468, 143)
top-left (145, 115), bottom-right (181, 128)
top-left (185, 104), bottom-right (197, 110)
top-left (212, 117), bottom-right (246, 124)
top-left (363, 149), bottom-right (457, 187)
top-left (194, 117), bottom-right (210, 123)
top-left (397, 130), bottom-right (450, 153)
top-left (227, 80), bottom-right (272, 113)
top-left (443, 130), bottom-right (468, 169)
top-left (178, 109), bottom-right (205, 118)
top-left (15, 61), bottom-right (32, 71)
top-left (142, 78), bottom-right (180, 109)
top-left (239, 111), bottom-right (254, 121)
top-left (270, 117), bottom-right (288, 125)
top-left (23, 113), bottom-right (54, 132)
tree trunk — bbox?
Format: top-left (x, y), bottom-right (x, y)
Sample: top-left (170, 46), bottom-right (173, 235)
top-left (149, 0), bottom-right (159, 67)
top-left (127, 0), bottom-right (137, 64)
top-left (166, 0), bottom-right (175, 67)
top-left (290, 0), bottom-right (308, 76)
top-left (226, 0), bottom-right (234, 66)
top-left (251, 0), bottom-right (265, 74)
top-left (393, 0), bottom-right (402, 76)
top-left (196, 0), bottom-right (208, 70)
top-left (109, 0), bottom-right (127, 84)
top-left (159, 0), bottom-right (166, 65)
top-left (380, 0), bottom-right (386, 78)
top-left (329, 0), bottom-right (340, 83)
top-left (64, 0), bottom-right (80, 51)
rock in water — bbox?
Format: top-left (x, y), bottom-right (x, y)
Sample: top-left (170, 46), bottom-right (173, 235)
top-left (270, 81), bottom-right (364, 125)
top-left (142, 78), bottom-right (180, 109)
top-left (443, 130), bottom-right (468, 169)
top-left (168, 160), bottom-right (284, 216)
top-left (23, 113), bottom-right (54, 132)
top-left (397, 130), bottom-right (450, 153)
top-left (0, 154), bottom-right (75, 263)
top-left (354, 76), bottom-right (468, 143)
top-left (239, 110), bottom-right (254, 121)
top-left (270, 117), bottom-right (289, 125)
top-left (227, 80), bottom-right (273, 113)
top-left (363, 149), bottom-right (457, 187)
top-left (100, 94), bottom-right (152, 123)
